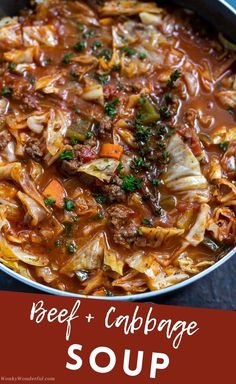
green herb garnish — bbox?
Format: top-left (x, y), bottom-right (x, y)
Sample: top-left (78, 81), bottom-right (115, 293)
top-left (159, 106), bottom-right (171, 120)
top-left (97, 74), bottom-right (110, 85)
top-left (7, 63), bottom-right (17, 72)
top-left (64, 198), bottom-right (75, 211)
top-left (94, 194), bottom-right (106, 204)
top-left (1, 86), bottom-right (12, 97)
top-left (218, 141), bottom-right (229, 152)
top-left (98, 49), bottom-right (112, 62)
top-left (122, 46), bottom-right (136, 56)
top-left (105, 98), bottom-right (120, 119)
top-left (85, 132), bottom-right (93, 139)
top-left (139, 52), bottom-right (147, 60)
top-left (60, 150), bottom-right (74, 160)
top-left (167, 69), bottom-right (182, 89)
top-left (94, 211), bottom-right (105, 220)
top-left (54, 239), bottom-right (62, 248)
top-left (74, 41), bottom-right (87, 52)
top-left (227, 106), bottom-right (234, 115)
top-left (67, 241), bottom-right (77, 254)
top-left (62, 53), bottom-right (73, 64)
top-left (121, 174), bottom-right (142, 192)
top-left (44, 198), bottom-right (56, 207)
top-left (161, 151), bottom-right (170, 164)
top-left (134, 120), bottom-right (151, 143)
top-left (70, 137), bottom-right (79, 146)
top-left (151, 178), bottom-right (159, 187)
top-left (142, 218), bottom-right (152, 226)
top-left (92, 41), bottom-right (102, 51)
top-left (82, 29), bottom-right (95, 39)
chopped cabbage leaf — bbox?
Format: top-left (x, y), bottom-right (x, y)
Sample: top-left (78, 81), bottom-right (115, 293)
top-left (126, 251), bottom-right (188, 291)
top-left (99, 1), bottom-right (163, 16)
top-left (78, 158), bottom-right (119, 182)
top-left (60, 232), bottom-right (105, 275)
top-left (139, 226), bottom-right (184, 247)
top-left (0, 17), bottom-right (22, 50)
top-left (185, 204), bottom-right (210, 246)
top-left (23, 25), bottom-right (58, 47)
top-left (104, 246), bottom-right (124, 275)
top-left (177, 252), bottom-right (214, 274)
top-left (46, 109), bottom-right (71, 156)
top-left (17, 191), bottom-right (47, 226)
top-left (164, 134), bottom-right (209, 202)
top-left (4, 47), bottom-right (39, 64)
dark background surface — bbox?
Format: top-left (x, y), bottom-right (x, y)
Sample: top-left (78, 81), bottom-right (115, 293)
top-left (0, 0), bottom-right (235, 309)
top-left (0, 255), bottom-right (235, 309)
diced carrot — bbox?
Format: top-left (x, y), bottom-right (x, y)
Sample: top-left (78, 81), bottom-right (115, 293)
top-left (42, 179), bottom-right (67, 208)
top-left (99, 18), bottom-right (114, 26)
top-left (99, 143), bottom-right (123, 160)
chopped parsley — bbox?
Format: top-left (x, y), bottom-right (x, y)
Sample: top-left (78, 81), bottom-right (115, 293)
top-left (98, 49), bottom-right (112, 62)
top-left (77, 23), bottom-right (85, 32)
top-left (132, 157), bottom-right (150, 172)
top-left (139, 52), bottom-right (147, 60)
top-left (54, 239), bottom-right (62, 248)
top-left (134, 120), bottom-right (151, 143)
top-left (105, 98), bottom-right (120, 119)
top-left (159, 105), bottom-right (171, 120)
top-left (161, 150), bottom-right (170, 164)
top-left (60, 150), bottom-right (74, 160)
top-left (82, 29), bottom-right (95, 39)
top-left (1, 86), bottom-right (12, 97)
top-left (117, 162), bottom-right (124, 174)
top-left (122, 46), bottom-right (136, 56)
top-left (94, 211), bottom-right (105, 220)
top-left (167, 69), bottom-right (182, 89)
top-left (44, 198), bottom-right (56, 207)
top-left (94, 194), bottom-right (106, 204)
top-left (97, 74), bottom-right (110, 85)
top-left (142, 218), bottom-right (152, 226)
top-left (67, 241), bottom-right (77, 254)
top-left (74, 41), bottom-right (87, 52)
top-left (62, 53), bottom-right (73, 64)
top-left (43, 57), bottom-right (52, 66)
top-left (85, 132), bottom-right (93, 139)
top-left (64, 198), bottom-right (75, 211)
top-left (151, 178), bottom-right (160, 187)
top-left (92, 41), bottom-right (102, 51)
top-left (164, 93), bottom-right (174, 104)
top-left (64, 223), bottom-right (74, 237)
top-left (70, 137), bottom-right (79, 146)
top-left (218, 141), bottom-right (229, 152)
top-left (27, 74), bottom-right (36, 85)
top-left (227, 106), bottom-right (234, 115)
top-left (7, 63), bottom-right (17, 72)
top-left (121, 174), bottom-right (142, 192)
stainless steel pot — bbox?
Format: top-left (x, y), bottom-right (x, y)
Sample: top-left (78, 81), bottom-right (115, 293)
top-left (0, 0), bottom-right (235, 301)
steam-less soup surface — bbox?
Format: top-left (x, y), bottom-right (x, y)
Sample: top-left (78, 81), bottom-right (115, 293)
top-left (0, 0), bottom-right (235, 296)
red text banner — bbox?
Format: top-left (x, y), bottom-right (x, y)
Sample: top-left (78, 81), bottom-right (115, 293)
top-left (0, 291), bottom-right (235, 383)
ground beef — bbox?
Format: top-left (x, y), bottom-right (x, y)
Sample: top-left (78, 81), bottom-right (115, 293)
top-left (113, 222), bottom-right (140, 248)
top-left (21, 95), bottom-right (40, 111)
top-left (73, 143), bottom-right (97, 163)
top-left (61, 143), bottom-right (96, 176)
top-left (99, 117), bottom-right (113, 139)
top-left (101, 176), bottom-right (126, 203)
top-left (61, 158), bottom-right (82, 175)
top-left (25, 138), bottom-right (44, 161)
top-left (107, 204), bottom-right (134, 227)
top-left (0, 130), bottom-right (11, 151)
top-left (107, 204), bottom-right (140, 248)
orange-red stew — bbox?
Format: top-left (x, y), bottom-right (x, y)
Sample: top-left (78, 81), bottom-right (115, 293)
top-left (0, 0), bottom-right (235, 296)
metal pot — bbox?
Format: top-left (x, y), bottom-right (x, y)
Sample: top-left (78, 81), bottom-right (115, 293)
top-left (0, 0), bottom-right (235, 301)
